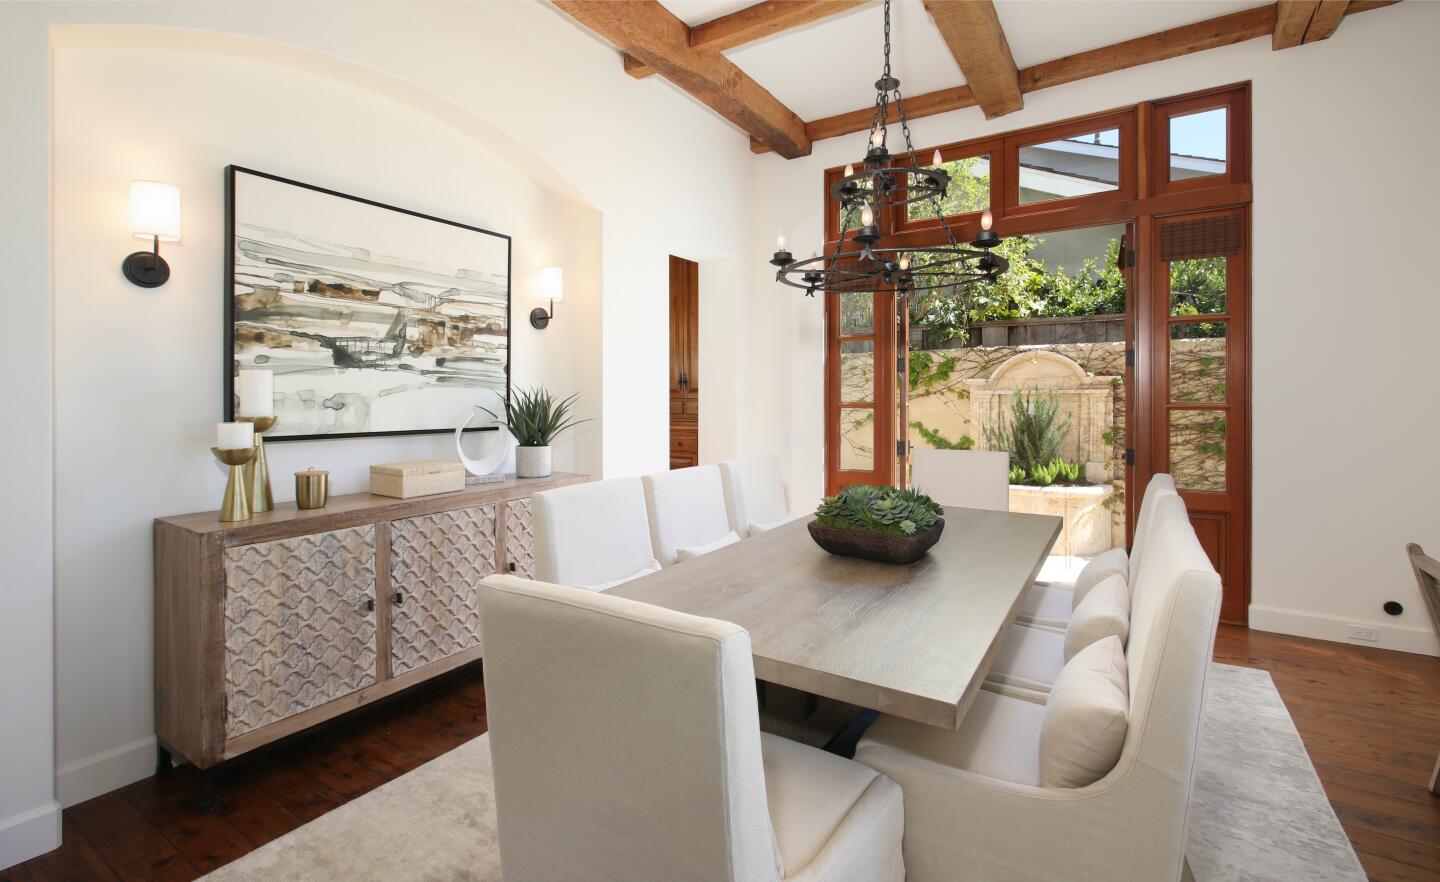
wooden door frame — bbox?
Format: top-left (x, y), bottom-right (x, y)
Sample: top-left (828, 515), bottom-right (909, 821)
top-left (824, 288), bottom-right (898, 494)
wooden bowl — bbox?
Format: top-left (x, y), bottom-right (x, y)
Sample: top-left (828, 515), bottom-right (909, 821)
top-left (807, 518), bottom-right (945, 564)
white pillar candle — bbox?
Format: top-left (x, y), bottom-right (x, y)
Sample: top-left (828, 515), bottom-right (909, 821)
top-left (217, 422), bottom-right (254, 450)
top-left (236, 369), bottom-right (274, 418)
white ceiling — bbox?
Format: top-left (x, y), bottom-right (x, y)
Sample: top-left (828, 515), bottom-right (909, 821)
top-left (657, 0), bottom-right (1263, 122)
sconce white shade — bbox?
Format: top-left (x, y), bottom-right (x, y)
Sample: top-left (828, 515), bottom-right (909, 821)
top-left (130, 181), bottom-right (182, 242)
top-left (536, 266), bottom-right (564, 303)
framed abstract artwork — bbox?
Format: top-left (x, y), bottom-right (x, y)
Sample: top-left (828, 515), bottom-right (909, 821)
top-left (225, 166), bottom-right (510, 441)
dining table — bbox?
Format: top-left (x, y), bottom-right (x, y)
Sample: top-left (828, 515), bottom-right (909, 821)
top-left (608, 506), bottom-right (1063, 731)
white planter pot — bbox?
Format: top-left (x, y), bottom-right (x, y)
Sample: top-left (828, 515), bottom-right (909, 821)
top-left (515, 445), bottom-right (552, 479)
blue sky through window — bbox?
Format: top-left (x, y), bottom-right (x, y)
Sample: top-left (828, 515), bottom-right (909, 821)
top-left (1170, 108), bottom-right (1226, 160)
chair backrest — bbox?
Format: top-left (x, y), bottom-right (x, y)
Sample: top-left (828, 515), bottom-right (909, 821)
top-left (910, 448), bottom-right (1010, 512)
top-left (532, 478), bottom-right (661, 590)
top-left (719, 455), bottom-right (789, 536)
top-left (1112, 499), bottom-right (1221, 794)
top-left (1408, 543), bottom-right (1440, 640)
top-left (479, 575), bottom-right (780, 882)
top-left (642, 465), bottom-right (737, 565)
top-left (1127, 473), bottom-right (1179, 583)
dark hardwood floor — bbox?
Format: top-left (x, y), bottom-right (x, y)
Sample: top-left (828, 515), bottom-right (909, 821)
top-left (3, 627), bottom-right (1437, 882)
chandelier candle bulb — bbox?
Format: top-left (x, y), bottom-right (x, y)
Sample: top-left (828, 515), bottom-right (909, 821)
top-left (844, 163), bottom-right (854, 177)
top-left (236, 368), bottom-right (274, 418)
top-left (932, 149), bottom-right (943, 168)
top-left (217, 421), bottom-right (254, 451)
top-left (861, 204), bottom-right (875, 227)
top-left (981, 208), bottom-right (994, 230)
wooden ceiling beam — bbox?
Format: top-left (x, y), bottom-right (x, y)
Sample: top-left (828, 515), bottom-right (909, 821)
top-left (556, 0), bottom-right (811, 158)
top-left (753, 1), bottom-right (1398, 155)
top-left (922, 0), bottom-right (1023, 119)
top-left (1302, 0), bottom-right (1351, 42)
top-left (1273, 0), bottom-right (1320, 49)
top-left (626, 0), bottom-right (869, 79)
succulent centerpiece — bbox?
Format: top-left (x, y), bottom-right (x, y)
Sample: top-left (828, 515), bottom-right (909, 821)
top-left (808, 485), bottom-right (946, 564)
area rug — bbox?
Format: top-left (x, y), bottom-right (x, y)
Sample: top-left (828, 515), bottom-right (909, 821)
top-left (203, 663), bottom-right (1362, 881)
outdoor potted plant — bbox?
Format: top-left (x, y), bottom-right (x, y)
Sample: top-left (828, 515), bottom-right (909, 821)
top-left (483, 386), bottom-right (587, 479)
top-left (808, 484), bottom-right (945, 564)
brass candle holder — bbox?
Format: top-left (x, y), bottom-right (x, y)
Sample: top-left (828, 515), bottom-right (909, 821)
top-left (212, 446), bottom-right (257, 522)
top-left (239, 415), bottom-right (278, 513)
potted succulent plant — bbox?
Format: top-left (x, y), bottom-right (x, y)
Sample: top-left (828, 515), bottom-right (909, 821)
top-left (482, 386), bottom-right (588, 478)
top-left (808, 484), bottom-right (946, 564)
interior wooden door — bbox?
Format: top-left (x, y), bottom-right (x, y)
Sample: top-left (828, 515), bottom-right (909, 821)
top-left (669, 255), bottom-right (699, 469)
top-left (1146, 208), bottom-right (1250, 623)
top-left (825, 288), bottom-right (898, 494)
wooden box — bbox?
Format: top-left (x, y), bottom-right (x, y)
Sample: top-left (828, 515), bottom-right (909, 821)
top-left (370, 460), bottom-right (466, 499)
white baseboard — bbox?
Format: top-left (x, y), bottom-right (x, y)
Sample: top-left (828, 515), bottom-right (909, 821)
top-left (0, 800), bottom-right (61, 871)
top-left (1249, 604), bottom-right (1440, 656)
top-left (56, 735), bottom-right (155, 808)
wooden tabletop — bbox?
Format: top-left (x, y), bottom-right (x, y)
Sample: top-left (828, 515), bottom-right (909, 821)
top-left (609, 507), bottom-right (1062, 730)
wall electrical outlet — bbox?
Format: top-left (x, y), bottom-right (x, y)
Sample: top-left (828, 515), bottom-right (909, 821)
top-left (1347, 625), bottom-right (1379, 643)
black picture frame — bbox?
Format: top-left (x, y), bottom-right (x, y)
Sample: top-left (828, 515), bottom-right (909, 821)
top-left (224, 165), bottom-right (510, 442)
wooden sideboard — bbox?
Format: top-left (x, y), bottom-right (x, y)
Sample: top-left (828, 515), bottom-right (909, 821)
top-left (154, 472), bottom-right (587, 771)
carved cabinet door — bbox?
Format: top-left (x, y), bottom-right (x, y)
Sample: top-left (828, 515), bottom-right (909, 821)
top-left (502, 496), bottom-right (536, 578)
top-left (389, 504), bottom-right (497, 676)
top-left (222, 525), bottom-right (379, 739)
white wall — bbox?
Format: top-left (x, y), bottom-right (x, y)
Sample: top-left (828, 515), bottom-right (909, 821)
top-left (1, 2), bottom-right (758, 863)
top-left (745, 1), bottom-right (1440, 656)
top-left (0, 5), bottom-right (61, 871)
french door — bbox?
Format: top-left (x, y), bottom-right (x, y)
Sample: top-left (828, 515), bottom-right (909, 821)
top-left (1145, 208), bottom-right (1250, 622)
top-left (825, 289), bottom-right (898, 493)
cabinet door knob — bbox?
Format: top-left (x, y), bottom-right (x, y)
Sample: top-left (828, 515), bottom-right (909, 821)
top-left (508, 562), bottom-right (516, 572)
top-left (393, 591), bottom-right (405, 606)
top-left (364, 598), bottom-right (375, 613)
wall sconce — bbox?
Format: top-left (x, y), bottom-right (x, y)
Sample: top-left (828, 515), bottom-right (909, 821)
top-left (530, 266), bottom-right (564, 330)
top-left (123, 181), bottom-right (182, 288)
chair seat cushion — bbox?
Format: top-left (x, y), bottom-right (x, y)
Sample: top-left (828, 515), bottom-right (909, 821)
top-left (1040, 635), bottom-right (1129, 788)
top-left (583, 559), bottom-right (662, 591)
top-left (749, 514), bottom-right (802, 536)
top-left (1072, 547), bottom-right (1129, 608)
top-left (761, 732), bottom-right (889, 877)
top-left (856, 690), bottom-right (1045, 787)
top-left (1063, 573), bottom-right (1130, 662)
top-left (1017, 583), bottom-right (1072, 629)
top-left (676, 530), bottom-right (742, 562)
top-left (984, 623), bottom-right (1066, 693)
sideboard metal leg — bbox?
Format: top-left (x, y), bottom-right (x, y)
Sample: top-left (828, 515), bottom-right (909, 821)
top-left (156, 743), bottom-right (173, 777)
top-left (196, 768), bottom-right (218, 814)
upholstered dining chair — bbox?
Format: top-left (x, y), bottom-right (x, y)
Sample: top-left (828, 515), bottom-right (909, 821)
top-left (855, 506), bottom-right (1222, 882)
top-left (531, 477), bottom-right (661, 590)
top-left (909, 448), bottom-right (1009, 512)
top-left (478, 574), bottom-right (906, 882)
top-left (1017, 472), bottom-right (1180, 630)
top-left (719, 455), bottom-right (799, 537)
top-left (1406, 543), bottom-right (1440, 794)
top-left (643, 464), bottom-right (742, 565)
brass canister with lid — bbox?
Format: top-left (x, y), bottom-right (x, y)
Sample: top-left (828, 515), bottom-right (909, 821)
top-left (295, 467), bottom-right (329, 510)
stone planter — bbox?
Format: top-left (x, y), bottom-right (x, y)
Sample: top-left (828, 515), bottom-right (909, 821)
top-left (1007, 483), bottom-right (1117, 557)
top-left (515, 445), bottom-right (552, 479)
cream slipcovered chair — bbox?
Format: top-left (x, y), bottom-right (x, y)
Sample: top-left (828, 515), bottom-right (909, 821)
top-left (532, 477), bottom-right (661, 590)
top-left (478, 574), bottom-right (906, 882)
top-left (720, 455), bottom-right (800, 537)
top-left (1017, 473), bottom-right (1180, 630)
top-left (909, 448), bottom-right (1009, 512)
top-left (643, 464), bottom-right (742, 565)
top-left (987, 494), bottom-right (1190, 698)
top-left (854, 507), bottom-right (1221, 882)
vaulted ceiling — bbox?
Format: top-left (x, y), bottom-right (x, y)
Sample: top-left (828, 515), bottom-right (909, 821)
top-left (554, 0), bottom-right (1399, 158)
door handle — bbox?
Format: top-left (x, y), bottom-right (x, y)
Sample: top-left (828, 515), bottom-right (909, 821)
top-left (363, 598), bottom-right (375, 613)
top-left (393, 592), bottom-right (404, 606)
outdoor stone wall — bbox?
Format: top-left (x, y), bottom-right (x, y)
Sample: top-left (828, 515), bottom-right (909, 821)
top-left (839, 336), bottom-right (1227, 549)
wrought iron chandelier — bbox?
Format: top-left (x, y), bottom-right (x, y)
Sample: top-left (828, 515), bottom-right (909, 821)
top-left (769, 0), bottom-right (1007, 307)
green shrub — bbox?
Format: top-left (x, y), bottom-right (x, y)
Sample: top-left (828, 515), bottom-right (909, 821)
top-left (983, 388), bottom-right (1070, 476)
top-left (1029, 459), bottom-right (1061, 486)
top-left (815, 485), bottom-right (943, 536)
top-left (1008, 465), bottom-right (1027, 485)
